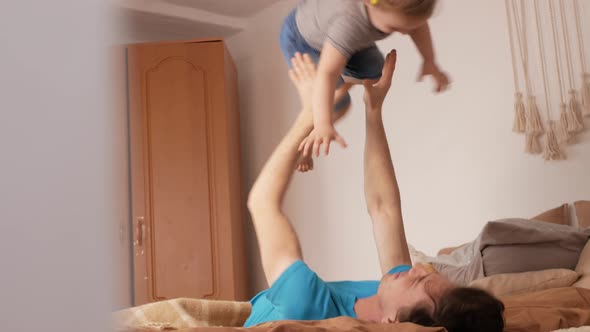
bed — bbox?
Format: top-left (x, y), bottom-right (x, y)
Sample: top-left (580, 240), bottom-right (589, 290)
top-left (114, 202), bottom-right (590, 332)
top-left (114, 286), bottom-right (590, 332)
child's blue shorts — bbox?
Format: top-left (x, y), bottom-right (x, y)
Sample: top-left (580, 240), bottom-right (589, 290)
top-left (279, 9), bottom-right (385, 112)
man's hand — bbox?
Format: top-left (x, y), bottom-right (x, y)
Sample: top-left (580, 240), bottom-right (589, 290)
top-left (299, 124), bottom-right (347, 157)
top-left (289, 52), bottom-right (316, 113)
top-left (418, 61), bottom-right (450, 93)
top-left (363, 50), bottom-right (397, 111)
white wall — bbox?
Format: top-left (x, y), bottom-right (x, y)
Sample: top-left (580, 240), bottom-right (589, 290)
top-left (228, 0), bottom-right (590, 295)
top-left (0, 1), bottom-right (116, 331)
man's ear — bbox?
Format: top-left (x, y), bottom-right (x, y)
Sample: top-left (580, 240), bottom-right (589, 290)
top-left (381, 313), bottom-right (399, 324)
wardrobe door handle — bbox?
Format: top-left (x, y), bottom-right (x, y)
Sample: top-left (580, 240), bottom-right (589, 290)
top-left (136, 217), bottom-right (145, 247)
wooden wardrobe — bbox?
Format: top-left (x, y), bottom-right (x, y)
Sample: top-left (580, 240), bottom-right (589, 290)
top-left (127, 38), bottom-right (247, 305)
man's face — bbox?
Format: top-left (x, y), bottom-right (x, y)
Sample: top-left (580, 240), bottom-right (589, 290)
top-left (377, 263), bottom-right (453, 322)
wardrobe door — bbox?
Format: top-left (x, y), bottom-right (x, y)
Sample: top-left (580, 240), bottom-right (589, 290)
top-left (128, 41), bottom-right (227, 305)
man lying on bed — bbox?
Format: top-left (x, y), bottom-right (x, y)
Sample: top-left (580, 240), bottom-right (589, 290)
top-left (244, 50), bottom-right (504, 331)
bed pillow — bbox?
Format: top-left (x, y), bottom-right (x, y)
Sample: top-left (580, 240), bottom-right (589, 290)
top-left (574, 201), bottom-right (590, 229)
top-left (531, 203), bottom-right (570, 225)
top-left (436, 204), bottom-right (570, 257)
top-left (469, 269), bottom-right (580, 297)
top-left (481, 219), bottom-right (590, 276)
top-left (482, 243), bottom-right (581, 276)
top-left (573, 240), bottom-right (590, 289)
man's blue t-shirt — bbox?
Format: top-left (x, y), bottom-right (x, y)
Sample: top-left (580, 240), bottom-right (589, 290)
top-left (243, 260), bottom-right (411, 327)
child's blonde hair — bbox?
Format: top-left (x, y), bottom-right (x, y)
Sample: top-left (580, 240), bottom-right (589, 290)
top-left (382, 0), bottom-right (437, 18)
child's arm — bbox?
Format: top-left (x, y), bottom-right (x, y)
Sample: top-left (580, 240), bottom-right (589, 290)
top-left (299, 43), bottom-right (348, 158)
top-left (409, 22), bottom-right (435, 63)
top-left (409, 22), bottom-right (450, 93)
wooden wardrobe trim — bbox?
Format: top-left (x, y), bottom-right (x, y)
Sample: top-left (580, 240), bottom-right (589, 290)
top-left (126, 37), bottom-right (224, 48)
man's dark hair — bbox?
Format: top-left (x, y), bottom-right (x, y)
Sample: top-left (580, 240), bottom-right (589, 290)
top-left (399, 287), bottom-right (505, 332)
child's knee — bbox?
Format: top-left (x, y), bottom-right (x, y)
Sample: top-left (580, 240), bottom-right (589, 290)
top-left (342, 75), bottom-right (365, 85)
top-left (364, 78), bottom-right (379, 85)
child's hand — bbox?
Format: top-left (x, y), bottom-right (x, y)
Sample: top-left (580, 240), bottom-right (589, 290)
top-left (418, 61), bottom-right (450, 93)
top-left (299, 124), bottom-right (347, 157)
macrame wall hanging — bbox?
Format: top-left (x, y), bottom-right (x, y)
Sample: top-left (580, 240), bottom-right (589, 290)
top-left (505, 0), bottom-right (589, 161)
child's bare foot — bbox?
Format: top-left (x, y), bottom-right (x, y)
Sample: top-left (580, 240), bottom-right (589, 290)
top-left (289, 53), bottom-right (318, 173)
top-left (296, 154), bottom-right (314, 172)
top-left (289, 52), bottom-right (316, 111)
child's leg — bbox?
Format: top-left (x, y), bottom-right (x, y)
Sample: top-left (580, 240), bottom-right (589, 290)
top-left (279, 9), bottom-right (352, 114)
top-left (328, 45), bottom-right (384, 128)
top-left (302, 46), bottom-right (383, 172)
top-left (342, 44), bottom-right (385, 85)
top-left (323, 46), bottom-right (386, 124)
top-left (333, 83), bottom-right (353, 122)
top-left (279, 10), bottom-right (318, 67)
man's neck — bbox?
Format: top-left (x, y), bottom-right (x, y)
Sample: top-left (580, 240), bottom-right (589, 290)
top-left (354, 295), bottom-right (383, 322)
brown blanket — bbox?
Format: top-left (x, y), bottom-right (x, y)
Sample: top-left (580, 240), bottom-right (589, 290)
top-left (502, 287), bottom-right (590, 332)
top-left (117, 287), bottom-right (590, 332)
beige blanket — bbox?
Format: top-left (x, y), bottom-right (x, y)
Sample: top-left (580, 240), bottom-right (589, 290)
top-left (117, 316), bottom-right (442, 332)
top-left (552, 327), bottom-right (590, 332)
top-left (113, 298), bottom-right (251, 330)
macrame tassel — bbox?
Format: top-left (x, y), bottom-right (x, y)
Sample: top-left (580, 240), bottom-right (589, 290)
top-left (543, 121), bottom-right (565, 161)
top-left (525, 133), bottom-right (542, 154)
top-left (513, 92), bottom-right (526, 133)
top-left (567, 90), bottom-right (584, 132)
top-left (583, 74), bottom-right (590, 117)
top-left (526, 96), bottom-right (544, 135)
top-left (557, 103), bottom-right (573, 143)
top-left (571, 90), bottom-right (585, 127)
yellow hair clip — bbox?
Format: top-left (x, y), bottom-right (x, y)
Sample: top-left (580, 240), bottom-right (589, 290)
top-left (370, 0), bottom-right (379, 5)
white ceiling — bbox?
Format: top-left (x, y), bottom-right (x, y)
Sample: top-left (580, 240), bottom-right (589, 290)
top-left (119, 9), bottom-right (242, 44)
top-left (117, 0), bottom-right (279, 44)
top-left (162, 0), bottom-right (277, 18)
